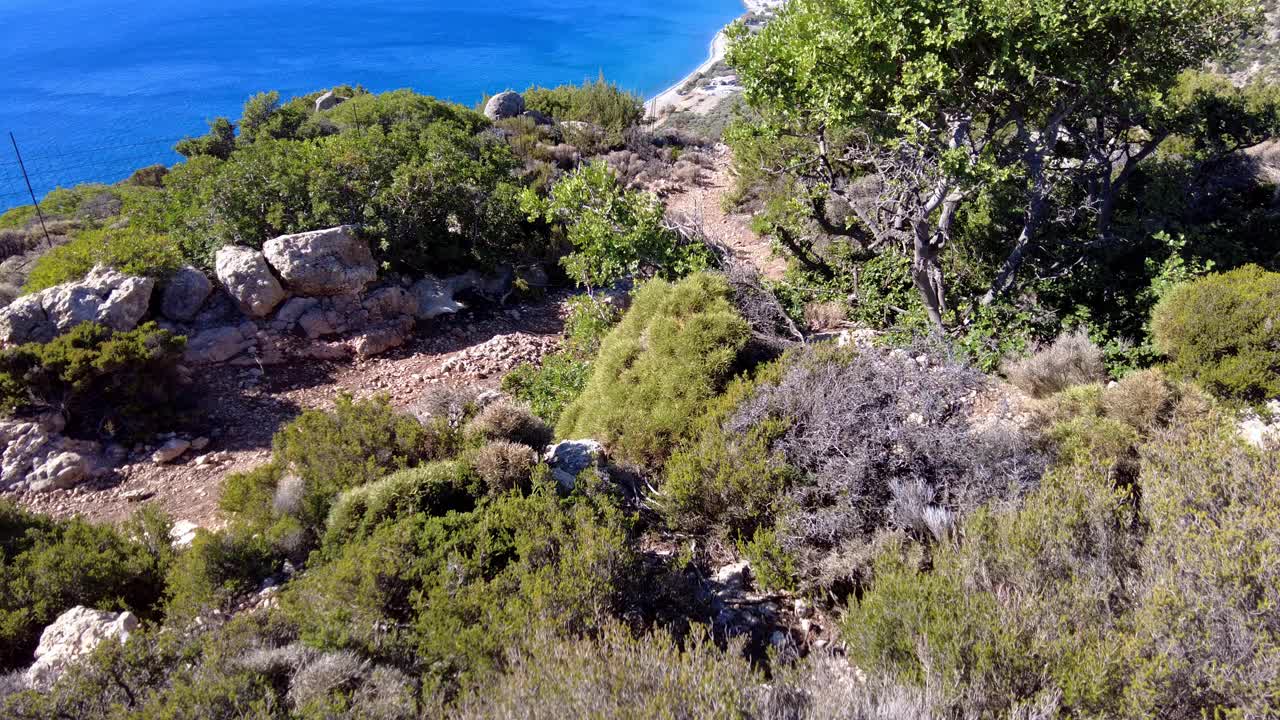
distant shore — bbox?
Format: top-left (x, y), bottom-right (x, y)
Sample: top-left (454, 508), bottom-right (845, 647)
top-left (645, 0), bottom-right (782, 120)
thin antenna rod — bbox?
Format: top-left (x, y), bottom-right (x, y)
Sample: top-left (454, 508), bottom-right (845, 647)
top-left (9, 132), bottom-right (52, 249)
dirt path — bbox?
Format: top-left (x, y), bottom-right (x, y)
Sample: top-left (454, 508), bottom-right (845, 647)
top-left (9, 292), bottom-right (572, 528)
top-left (664, 145), bottom-right (787, 281)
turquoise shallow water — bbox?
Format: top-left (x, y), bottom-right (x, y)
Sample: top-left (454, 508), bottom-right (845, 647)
top-left (0, 0), bottom-right (742, 207)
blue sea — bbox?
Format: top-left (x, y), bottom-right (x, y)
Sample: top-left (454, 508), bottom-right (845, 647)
top-left (0, 0), bottom-right (743, 208)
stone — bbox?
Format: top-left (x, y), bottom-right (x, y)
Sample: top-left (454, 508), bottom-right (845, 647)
top-left (543, 439), bottom-right (607, 491)
top-left (190, 436), bottom-right (210, 451)
top-left (520, 108), bottom-right (553, 125)
top-left (170, 520), bottom-right (200, 549)
top-left (28, 452), bottom-right (91, 493)
top-left (304, 342), bottom-right (352, 360)
top-left (24, 607), bottom-right (138, 689)
top-left (184, 326), bottom-right (252, 365)
top-left (160, 266), bottom-right (213, 322)
top-left (298, 309), bottom-right (338, 339)
top-left (215, 246), bottom-right (287, 318)
top-left (409, 275), bottom-right (466, 319)
top-left (122, 488), bottom-right (155, 503)
top-left (273, 296), bottom-right (319, 327)
top-left (714, 561), bottom-right (751, 591)
top-left (0, 266), bottom-right (155, 345)
top-left (152, 438), bottom-right (191, 464)
top-left (350, 323), bottom-right (409, 358)
top-left (363, 285), bottom-right (419, 321)
top-left (263, 226), bottom-right (377, 296)
top-left (484, 90), bottom-right (525, 121)
top-left (314, 90), bottom-right (346, 112)
top-left (1240, 400), bottom-right (1280, 448)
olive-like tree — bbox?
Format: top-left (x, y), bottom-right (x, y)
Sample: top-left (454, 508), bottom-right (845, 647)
top-left (728, 0), bottom-right (1265, 328)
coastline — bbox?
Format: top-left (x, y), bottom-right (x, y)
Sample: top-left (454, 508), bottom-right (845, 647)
top-left (645, 0), bottom-right (782, 120)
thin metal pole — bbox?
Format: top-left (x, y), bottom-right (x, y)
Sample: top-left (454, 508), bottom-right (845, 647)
top-left (9, 132), bottom-right (52, 249)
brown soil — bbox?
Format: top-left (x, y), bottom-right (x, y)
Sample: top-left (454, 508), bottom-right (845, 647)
top-left (664, 145), bottom-right (788, 281)
top-left (7, 292), bottom-right (573, 528)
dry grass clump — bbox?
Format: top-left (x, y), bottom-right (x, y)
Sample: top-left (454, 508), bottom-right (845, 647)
top-left (470, 440), bottom-right (539, 494)
top-left (464, 400), bottom-right (553, 450)
top-left (1001, 329), bottom-right (1106, 398)
top-left (804, 301), bottom-right (848, 331)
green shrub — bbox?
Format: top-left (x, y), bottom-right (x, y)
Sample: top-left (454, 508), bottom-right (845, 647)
top-left (502, 354), bottom-right (592, 425)
top-left (174, 117), bottom-right (236, 160)
top-left (1151, 265), bottom-right (1280, 402)
top-left (563, 295), bottom-right (621, 357)
top-left (557, 274), bottom-right (751, 466)
top-left (220, 394), bottom-right (431, 551)
top-left (284, 483), bottom-right (633, 692)
top-left (462, 401), bottom-right (552, 449)
top-left (521, 76), bottom-right (644, 146)
top-left (0, 322), bottom-right (188, 440)
top-left (521, 161), bottom-right (711, 290)
top-left (23, 227), bottom-right (184, 293)
top-left (0, 502), bottom-right (173, 672)
top-left (322, 461), bottom-right (478, 550)
top-left (163, 528), bottom-right (278, 619)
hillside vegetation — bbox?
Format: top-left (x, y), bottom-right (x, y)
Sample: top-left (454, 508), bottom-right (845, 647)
top-left (1, 0), bottom-right (1280, 717)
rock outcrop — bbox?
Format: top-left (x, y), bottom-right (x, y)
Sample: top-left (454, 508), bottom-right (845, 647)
top-left (0, 266), bottom-right (154, 344)
top-left (160, 266), bottom-right (213, 322)
top-left (263, 225), bottom-right (377, 297)
top-left (0, 419), bottom-right (93, 492)
top-left (484, 91), bottom-right (525, 121)
top-left (544, 439), bottom-right (607, 491)
top-left (23, 607), bottom-right (138, 689)
top-left (315, 90), bottom-right (347, 112)
top-left (215, 246), bottom-right (287, 318)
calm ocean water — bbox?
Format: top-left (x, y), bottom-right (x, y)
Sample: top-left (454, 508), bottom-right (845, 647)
top-left (0, 0), bottom-right (742, 207)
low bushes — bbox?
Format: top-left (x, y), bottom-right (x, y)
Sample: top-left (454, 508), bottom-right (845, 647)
top-left (0, 322), bottom-right (188, 440)
top-left (0, 502), bottom-right (173, 672)
top-left (1001, 329), bottom-right (1107, 398)
top-left (1152, 264), bottom-right (1280, 402)
top-left (322, 461), bottom-right (478, 550)
top-left (462, 401), bottom-right (552, 449)
top-left (521, 76), bottom-right (644, 147)
top-left (557, 274), bottom-right (751, 466)
top-left (23, 227), bottom-right (183, 293)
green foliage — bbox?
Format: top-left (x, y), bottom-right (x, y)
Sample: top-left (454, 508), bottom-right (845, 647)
top-left (501, 353), bottom-right (592, 426)
top-left (163, 528), bottom-right (278, 620)
top-left (23, 227), bottom-right (183, 293)
top-left (521, 161), bottom-right (710, 289)
top-left (1151, 265), bottom-right (1280, 402)
top-left (501, 296), bottom-right (621, 425)
top-left (174, 117), bottom-right (236, 160)
top-left (0, 322), bottom-right (188, 440)
top-left (220, 394), bottom-right (431, 552)
top-left (0, 502), bottom-right (173, 671)
top-left (557, 274), bottom-right (751, 466)
top-left (322, 461), bottom-right (478, 550)
top-left (522, 75), bottom-right (644, 145)
top-left (284, 482), bottom-right (632, 691)
top-left (738, 527), bottom-right (797, 593)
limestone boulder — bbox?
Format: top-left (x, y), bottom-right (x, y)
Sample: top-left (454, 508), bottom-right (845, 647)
top-left (0, 419), bottom-right (94, 492)
top-left (543, 439), bottom-right (607, 491)
top-left (28, 451), bottom-right (91, 493)
top-left (484, 91), bottom-right (525, 121)
top-left (409, 275), bottom-right (466, 320)
top-left (263, 226), bottom-right (377, 297)
top-left (24, 607), bottom-right (138, 689)
top-left (314, 90), bottom-right (347, 112)
top-left (215, 246), bottom-right (287, 318)
top-left (160, 266), bottom-right (213, 322)
top-left (183, 325), bottom-right (254, 365)
top-left (0, 266), bottom-right (154, 344)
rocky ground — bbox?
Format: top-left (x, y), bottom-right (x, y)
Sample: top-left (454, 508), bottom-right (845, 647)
top-left (7, 291), bottom-right (572, 528)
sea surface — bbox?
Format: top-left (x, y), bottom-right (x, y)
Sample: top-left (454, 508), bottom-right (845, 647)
top-left (0, 0), bottom-right (742, 208)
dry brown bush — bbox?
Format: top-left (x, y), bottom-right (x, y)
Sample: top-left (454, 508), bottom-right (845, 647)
top-left (803, 301), bottom-right (848, 331)
top-left (464, 400), bottom-right (553, 450)
top-left (470, 440), bottom-right (538, 494)
top-left (1001, 329), bottom-right (1106, 398)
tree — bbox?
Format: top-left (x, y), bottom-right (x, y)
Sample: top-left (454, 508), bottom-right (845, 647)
top-left (727, 0), bottom-right (1265, 329)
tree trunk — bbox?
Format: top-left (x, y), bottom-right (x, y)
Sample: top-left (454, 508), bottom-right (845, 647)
top-left (912, 220), bottom-right (946, 330)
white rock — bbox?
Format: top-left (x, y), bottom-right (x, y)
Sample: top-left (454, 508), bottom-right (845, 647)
top-left (1240, 400), bottom-right (1280, 448)
top-left (484, 91), bottom-right (525, 121)
top-left (152, 438), bottom-right (191, 464)
top-left (24, 606), bottom-right (138, 689)
top-left (0, 266), bottom-right (154, 344)
top-left (262, 226), bottom-right (377, 297)
top-left (184, 325), bottom-right (253, 365)
top-left (28, 452), bottom-right (91, 493)
top-left (215, 246), bottom-right (287, 318)
top-left (543, 439), bottom-right (607, 491)
top-left (170, 520), bottom-right (200, 549)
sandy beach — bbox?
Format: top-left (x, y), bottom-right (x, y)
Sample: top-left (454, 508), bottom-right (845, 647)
top-left (646, 0), bottom-right (783, 119)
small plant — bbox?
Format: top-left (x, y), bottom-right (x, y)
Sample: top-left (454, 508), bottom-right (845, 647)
top-left (1151, 265), bottom-right (1280, 402)
top-left (502, 354), bottom-right (592, 425)
top-left (469, 441), bottom-right (539, 495)
top-left (1000, 329), bottom-right (1107, 398)
top-left (463, 401), bottom-right (553, 450)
